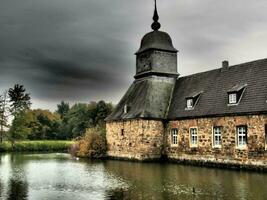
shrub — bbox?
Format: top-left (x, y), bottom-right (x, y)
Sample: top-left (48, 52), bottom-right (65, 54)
top-left (77, 127), bottom-right (107, 158)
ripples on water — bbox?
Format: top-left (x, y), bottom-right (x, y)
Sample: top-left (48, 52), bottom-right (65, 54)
top-left (0, 153), bottom-right (266, 200)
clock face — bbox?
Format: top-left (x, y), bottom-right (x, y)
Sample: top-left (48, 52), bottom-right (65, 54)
top-left (137, 52), bottom-right (151, 73)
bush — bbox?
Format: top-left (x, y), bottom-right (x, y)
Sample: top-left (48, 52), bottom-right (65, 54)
top-left (77, 127), bottom-right (107, 158)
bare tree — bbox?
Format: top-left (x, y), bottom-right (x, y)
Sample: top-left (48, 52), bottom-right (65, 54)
top-left (0, 90), bottom-right (9, 143)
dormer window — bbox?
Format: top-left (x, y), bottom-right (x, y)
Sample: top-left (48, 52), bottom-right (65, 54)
top-left (229, 93), bottom-right (237, 104)
top-left (227, 84), bottom-right (247, 105)
top-left (185, 91), bottom-right (203, 110)
top-left (124, 105), bottom-right (128, 114)
top-left (187, 99), bottom-right (194, 109)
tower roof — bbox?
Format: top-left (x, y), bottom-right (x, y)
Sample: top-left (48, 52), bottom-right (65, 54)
top-left (135, 0), bottom-right (178, 55)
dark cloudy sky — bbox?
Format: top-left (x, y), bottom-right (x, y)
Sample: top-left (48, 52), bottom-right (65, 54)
top-left (1, 0), bottom-right (267, 110)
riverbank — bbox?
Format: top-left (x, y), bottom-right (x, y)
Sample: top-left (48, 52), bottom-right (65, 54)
top-left (0, 140), bottom-right (74, 152)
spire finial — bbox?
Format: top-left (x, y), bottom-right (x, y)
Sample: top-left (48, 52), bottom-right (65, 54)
top-left (151, 0), bottom-right (161, 31)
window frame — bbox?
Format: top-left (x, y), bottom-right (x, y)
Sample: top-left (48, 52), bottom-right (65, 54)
top-left (228, 93), bottom-right (237, 104)
top-left (212, 126), bottom-right (222, 148)
top-left (236, 125), bottom-right (248, 149)
top-left (190, 127), bottom-right (198, 148)
top-left (186, 99), bottom-right (194, 109)
top-left (265, 124), bottom-right (267, 151)
top-left (171, 128), bottom-right (178, 146)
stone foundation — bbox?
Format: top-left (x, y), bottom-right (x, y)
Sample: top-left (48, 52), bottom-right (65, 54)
top-left (166, 115), bottom-right (267, 167)
top-left (106, 119), bottom-right (164, 160)
top-left (106, 115), bottom-right (267, 170)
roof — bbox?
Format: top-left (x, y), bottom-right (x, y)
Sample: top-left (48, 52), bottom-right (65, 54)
top-left (168, 58), bottom-right (267, 119)
top-left (105, 76), bottom-right (175, 121)
top-left (135, 31), bottom-right (178, 55)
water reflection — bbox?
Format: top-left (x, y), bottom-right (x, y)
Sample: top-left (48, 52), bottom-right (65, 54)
top-left (0, 153), bottom-right (266, 200)
top-left (7, 179), bottom-right (28, 200)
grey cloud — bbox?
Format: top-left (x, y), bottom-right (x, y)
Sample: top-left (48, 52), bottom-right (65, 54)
top-left (0, 0), bottom-right (267, 110)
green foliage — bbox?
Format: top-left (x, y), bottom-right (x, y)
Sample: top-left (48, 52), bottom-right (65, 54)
top-left (0, 140), bottom-right (73, 152)
top-left (8, 111), bottom-right (31, 145)
top-left (77, 127), bottom-right (107, 158)
top-left (60, 101), bottom-right (114, 139)
top-left (56, 101), bottom-right (70, 119)
top-left (8, 84), bottom-right (31, 115)
top-left (26, 109), bottom-right (61, 140)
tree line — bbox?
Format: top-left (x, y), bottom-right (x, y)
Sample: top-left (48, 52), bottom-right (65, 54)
top-left (0, 84), bottom-right (114, 145)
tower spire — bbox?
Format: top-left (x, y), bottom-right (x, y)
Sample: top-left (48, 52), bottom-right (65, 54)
top-left (151, 0), bottom-right (161, 31)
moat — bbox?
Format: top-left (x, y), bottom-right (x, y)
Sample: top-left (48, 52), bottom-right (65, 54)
top-left (0, 153), bottom-right (266, 200)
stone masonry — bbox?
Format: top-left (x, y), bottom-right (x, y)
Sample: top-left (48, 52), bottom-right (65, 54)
top-left (166, 114), bottom-right (267, 167)
top-left (106, 120), bottom-right (164, 160)
top-left (106, 115), bottom-right (267, 169)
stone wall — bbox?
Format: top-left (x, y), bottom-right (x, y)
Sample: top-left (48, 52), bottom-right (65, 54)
top-left (106, 119), bottom-right (164, 160)
top-left (165, 115), bottom-right (267, 167)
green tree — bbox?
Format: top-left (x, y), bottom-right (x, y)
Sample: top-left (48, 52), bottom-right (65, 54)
top-left (56, 101), bottom-right (70, 119)
top-left (8, 84), bottom-right (31, 115)
top-left (8, 84), bottom-right (31, 146)
top-left (0, 91), bottom-right (9, 143)
top-left (8, 111), bottom-right (31, 147)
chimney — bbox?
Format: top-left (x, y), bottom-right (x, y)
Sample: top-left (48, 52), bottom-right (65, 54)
top-left (222, 60), bottom-right (229, 68)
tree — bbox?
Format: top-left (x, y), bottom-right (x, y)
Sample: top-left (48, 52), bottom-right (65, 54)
top-left (8, 84), bottom-right (31, 115)
top-left (56, 101), bottom-right (70, 119)
top-left (8, 84), bottom-right (31, 146)
top-left (8, 111), bottom-right (31, 147)
top-left (0, 91), bottom-right (9, 143)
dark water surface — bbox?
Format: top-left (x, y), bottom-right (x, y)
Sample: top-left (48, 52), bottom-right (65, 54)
top-left (0, 153), bottom-right (266, 200)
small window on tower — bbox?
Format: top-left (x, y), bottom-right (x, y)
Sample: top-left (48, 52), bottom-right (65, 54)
top-left (124, 105), bottom-right (128, 114)
top-left (121, 129), bottom-right (124, 136)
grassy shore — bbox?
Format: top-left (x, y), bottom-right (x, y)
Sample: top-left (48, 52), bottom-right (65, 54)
top-left (0, 140), bottom-right (75, 152)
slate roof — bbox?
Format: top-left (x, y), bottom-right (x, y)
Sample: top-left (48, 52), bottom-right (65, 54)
top-left (135, 31), bottom-right (178, 55)
top-left (168, 58), bottom-right (267, 120)
top-left (105, 76), bottom-right (175, 121)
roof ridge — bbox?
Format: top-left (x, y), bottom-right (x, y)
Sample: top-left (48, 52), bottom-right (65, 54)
top-left (178, 57), bottom-right (267, 80)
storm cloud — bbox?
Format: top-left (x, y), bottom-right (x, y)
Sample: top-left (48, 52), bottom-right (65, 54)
top-left (0, 0), bottom-right (267, 110)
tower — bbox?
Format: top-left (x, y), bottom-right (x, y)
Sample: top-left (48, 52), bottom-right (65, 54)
top-left (106, 0), bottom-right (179, 160)
top-left (135, 0), bottom-right (179, 79)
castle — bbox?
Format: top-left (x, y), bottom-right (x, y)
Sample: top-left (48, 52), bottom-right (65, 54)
top-left (105, 2), bottom-right (267, 169)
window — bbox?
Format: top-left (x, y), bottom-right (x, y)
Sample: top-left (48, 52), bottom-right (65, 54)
top-left (121, 129), bottom-right (124, 136)
top-left (229, 93), bottom-right (237, 104)
top-left (185, 92), bottom-right (203, 110)
top-left (213, 127), bottom-right (222, 147)
top-left (187, 99), bottom-right (193, 109)
top-left (265, 125), bottom-right (267, 150)
top-left (171, 128), bottom-right (178, 145)
top-left (227, 84), bottom-right (247, 105)
top-left (124, 105), bottom-right (128, 114)
top-left (237, 126), bottom-right (247, 148)
top-left (190, 128), bottom-right (198, 147)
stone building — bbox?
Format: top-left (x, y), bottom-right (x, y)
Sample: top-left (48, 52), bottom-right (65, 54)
top-left (105, 2), bottom-right (267, 168)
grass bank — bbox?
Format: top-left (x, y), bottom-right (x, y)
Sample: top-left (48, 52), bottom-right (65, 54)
top-left (0, 140), bottom-right (75, 152)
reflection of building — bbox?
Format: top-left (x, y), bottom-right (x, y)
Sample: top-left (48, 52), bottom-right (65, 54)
top-left (105, 2), bottom-right (267, 169)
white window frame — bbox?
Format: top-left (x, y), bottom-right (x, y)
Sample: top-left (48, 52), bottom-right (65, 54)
top-left (187, 99), bottom-right (194, 109)
top-left (190, 128), bottom-right (198, 147)
top-left (265, 125), bottom-right (267, 151)
top-left (229, 93), bottom-right (237, 104)
top-left (237, 126), bottom-right (247, 148)
top-left (171, 128), bottom-right (178, 146)
top-left (213, 127), bottom-right (222, 148)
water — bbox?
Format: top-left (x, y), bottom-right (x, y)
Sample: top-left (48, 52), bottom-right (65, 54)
top-left (0, 153), bottom-right (266, 200)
